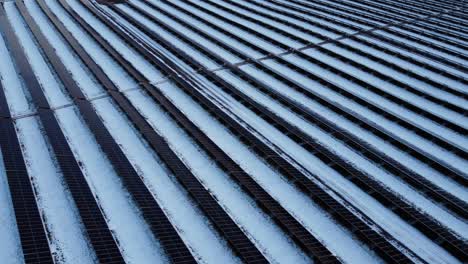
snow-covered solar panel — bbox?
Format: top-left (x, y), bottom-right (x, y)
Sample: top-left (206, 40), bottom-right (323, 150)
top-left (0, 0), bottom-right (467, 263)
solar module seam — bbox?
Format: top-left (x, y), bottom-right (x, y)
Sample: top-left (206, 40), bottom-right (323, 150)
top-left (20, 1), bottom-right (197, 263)
top-left (55, 0), bottom-right (269, 262)
top-left (309, 0), bottom-right (466, 38)
top-left (94, 2), bottom-right (423, 263)
top-left (0, 16), bottom-right (54, 263)
top-left (284, 0), bottom-right (468, 50)
top-left (244, 1), bottom-right (468, 74)
top-left (268, 0), bottom-right (468, 61)
top-left (124, 0), bottom-right (468, 221)
top-left (151, 0), bottom-right (468, 186)
top-left (0, 4), bottom-right (125, 263)
top-left (116, 3), bottom-right (468, 260)
top-left (345, 0), bottom-right (468, 34)
top-left (324, 0), bottom-right (467, 26)
top-left (176, 0), bottom-right (468, 156)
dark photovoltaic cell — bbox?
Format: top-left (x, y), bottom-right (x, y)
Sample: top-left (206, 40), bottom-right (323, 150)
top-left (0, 4), bottom-right (125, 263)
top-left (21, 1), bottom-right (196, 262)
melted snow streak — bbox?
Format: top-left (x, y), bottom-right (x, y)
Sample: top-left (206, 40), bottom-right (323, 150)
top-left (0, 0), bottom-right (467, 263)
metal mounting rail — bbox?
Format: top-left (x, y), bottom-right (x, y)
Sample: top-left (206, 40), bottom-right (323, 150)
top-left (157, 0), bottom-right (468, 186)
top-left (20, 1), bottom-right (197, 263)
top-left (0, 4), bottom-right (124, 263)
top-left (57, 0), bottom-right (268, 262)
top-left (116, 3), bottom-right (468, 260)
top-left (95, 1), bottom-right (423, 262)
top-left (0, 11), bottom-right (53, 263)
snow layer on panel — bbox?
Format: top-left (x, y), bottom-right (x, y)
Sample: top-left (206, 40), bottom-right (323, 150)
top-left (6, 5), bottom-right (169, 260)
top-left (195, 0), bottom-right (304, 48)
top-left (216, 69), bottom-right (468, 238)
top-left (282, 51), bottom-right (468, 149)
top-left (53, 106), bottom-right (168, 264)
top-left (237, 64), bottom-right (468, 202)
top-left (15, 117), bottom-right (98, 264)
top-left (338, 38), bottom-right (468, 97)
top-left (205, 74), bottom-right (462, 264)
top-left (117, 5), bottom-right (219, 70)
top-left (100, 5), bottom-right (200, 75)
top-left (1, 22), bottom-right (96, 263)
top-left (205, 0), bottom-right (322, 44)
top-left (228, 0), bottom-right (343, 38)
top-left (252, 0), bottom-right (364, 32)
top-left (122, 88), bottom-right (310, 264)
top-left (147, 0), bottom-right (263, 59)
top-left (357, 34), bottom-right (468, 82)
top-left (274, 0), bottom-right (386, 27)
top-left (373, 30), bottom-right (466, 65)
top-left (0, 31), bottom-right (32, 116)
top-left (390, 26), bottom-right (467, 55)
top-left (260, 57), bottom-right (468, 173)
top-left (157, 0), bottom-right (283, 54)
top-left (91, 96), bottom-right (241, 264)
top-left (303, 45), bottom-right (468, 127)
top-left (153, 80), bottom-right (382, 263)
top-left (125, 0), bottom-right (241, 65)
